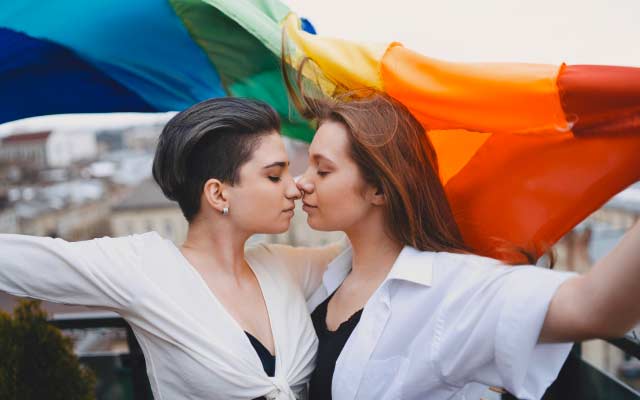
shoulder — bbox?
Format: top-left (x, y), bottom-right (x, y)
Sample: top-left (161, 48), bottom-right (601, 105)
top-left (432, 251), bottom-right (542, 295)
top-left (436, 251), bottom-right (503, 268)
top-left (99, 231), bottom-right (164, 251)
top-left (246, 241), bottom-right (345, 265)
top-left (131, 230), bottom-right (165, 245)
top-left (433, 251), bottom-right (505, 279)
top-left (87, 231), bottom-right (169, 266)
top-left (245, 242), bottom-right (274, 259)
top-left (90, 230), bottom-right (162, 245)
top-left (244, 243), bottom-right (289, 274)
top-left (433, 251), bottom-right (574, 302)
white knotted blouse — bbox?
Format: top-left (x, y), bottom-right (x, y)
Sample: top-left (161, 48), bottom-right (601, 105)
top-left (0, 232), bottom-right (340, 400)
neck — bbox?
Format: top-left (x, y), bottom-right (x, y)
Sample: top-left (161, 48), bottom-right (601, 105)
top-left (345, 211), bottom-right (403, 280)
top-left (180, 215), bottom-right (251, 281)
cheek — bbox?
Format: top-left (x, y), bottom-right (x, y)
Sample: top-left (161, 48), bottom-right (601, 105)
top-left (239, 186), bottom-right (277, 214)
top-left (317, 170), bottom-right (365, 208)
top-left (230, 182), bottom-right (290, 232)
top-left (312, 176), bottom-right (369, 229)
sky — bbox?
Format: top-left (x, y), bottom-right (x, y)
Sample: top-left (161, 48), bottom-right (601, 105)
top-left (285, 0), bottom-right (640, 65)
top-left (1, 0), bottom-right (638, 136)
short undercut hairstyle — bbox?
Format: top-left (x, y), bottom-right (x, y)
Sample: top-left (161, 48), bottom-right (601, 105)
top-left (152, 97), bottom-right (281, 222)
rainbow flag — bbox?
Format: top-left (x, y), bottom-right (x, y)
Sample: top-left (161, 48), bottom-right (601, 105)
top-left (283, 16), bottom-right (640, 260)
top-left (2, 1), bottom-right (639, 261)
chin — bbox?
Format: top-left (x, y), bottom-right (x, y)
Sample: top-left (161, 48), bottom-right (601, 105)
top-left (306, 215), bottom-right (331, 231)
top-left (263, 222), bottom-right (290, 234)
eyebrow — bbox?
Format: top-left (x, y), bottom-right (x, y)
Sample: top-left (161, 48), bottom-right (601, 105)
top-left (262, 161), bottom-right (289, 169)
top-left (311, 153), bottom-right (336, 165)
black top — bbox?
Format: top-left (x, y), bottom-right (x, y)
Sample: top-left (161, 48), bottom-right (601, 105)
top-left (245, 331), bottom-right (276, 377)
top-left (246, 331), bottom-right (275, 400)
top-left (309, 291), bottom-right (363, 400)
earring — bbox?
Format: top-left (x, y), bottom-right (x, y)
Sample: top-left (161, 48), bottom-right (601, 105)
top-left (222, 206), bottom-right (229, 216)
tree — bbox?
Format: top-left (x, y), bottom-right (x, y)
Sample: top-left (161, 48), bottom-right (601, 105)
top-left (0, 299), bottom-right (96, 399)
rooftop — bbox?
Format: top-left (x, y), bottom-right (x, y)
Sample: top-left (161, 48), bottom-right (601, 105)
top-left (1, 130), bottom-right (52, 144)
top-left (112, 178), bottom-right (176, 211)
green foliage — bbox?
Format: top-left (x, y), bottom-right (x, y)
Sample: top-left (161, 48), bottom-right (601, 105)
top-left (0, 300), bottom-right (96, 400)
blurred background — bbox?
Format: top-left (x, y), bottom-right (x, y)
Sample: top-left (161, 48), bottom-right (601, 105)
top-left (1, 0), bottom-right (639, 398)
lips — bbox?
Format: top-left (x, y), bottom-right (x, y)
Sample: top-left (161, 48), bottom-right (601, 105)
top-left (302, 201), bottom-right (317, 209)
top-left (283, 207), bottom-right (295, 212)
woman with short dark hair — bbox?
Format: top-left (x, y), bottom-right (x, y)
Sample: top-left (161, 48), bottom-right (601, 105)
top-left (0, 97), bottom-right (341, 400)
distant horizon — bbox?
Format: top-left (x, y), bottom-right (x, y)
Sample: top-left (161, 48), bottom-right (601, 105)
top-left (0, 112), bottom-right (175, 139)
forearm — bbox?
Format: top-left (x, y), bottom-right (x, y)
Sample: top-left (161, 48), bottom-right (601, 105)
top-left (541, 220), bottom-right (640, 343)
top-left (581, 220), bottom-right (640, 337)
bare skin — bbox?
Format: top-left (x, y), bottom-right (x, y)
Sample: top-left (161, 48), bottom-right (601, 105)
top-left (180, 132), bottom-right (300, 355)
top-left (324, 198), bottom-right (402, 331)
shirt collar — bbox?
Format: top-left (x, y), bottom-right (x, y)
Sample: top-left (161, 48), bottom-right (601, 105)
top-left (386, 245), bottom-right (434, 287)
top-left (323, 242), bottom-right (434, 291)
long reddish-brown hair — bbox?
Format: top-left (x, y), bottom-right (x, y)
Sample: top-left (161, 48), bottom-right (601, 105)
top-left (281, 38), bottom-right (553, 265)
top-left (281, 62), bottom-right (470, 255)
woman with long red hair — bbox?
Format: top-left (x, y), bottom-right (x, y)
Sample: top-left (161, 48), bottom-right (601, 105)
top-left (283, 62), bottom-right (640, 399)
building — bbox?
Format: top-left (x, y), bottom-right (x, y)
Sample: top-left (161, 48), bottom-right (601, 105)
top-left (96, 129), bottom-right (125, 155)
top-left (111, 178), bottom-right (188, 244)
top-left (103, 150), bottom-right (154, 186)
top-left (0, 129), bottom-right (97, 169)
top-left (121, 124), bottom-right (163, 152)
top-left (14, 180), bottom-right (112, 239)
top-left (0, 206), bottom-right (18, 234)
top-left (0, 131), bottom-right (51, 169)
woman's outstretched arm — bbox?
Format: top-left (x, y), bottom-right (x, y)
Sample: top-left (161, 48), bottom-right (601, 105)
top-left (540, 220), bottom-right (640, 342)
top-left (0, 233), bottom-right (143, 310)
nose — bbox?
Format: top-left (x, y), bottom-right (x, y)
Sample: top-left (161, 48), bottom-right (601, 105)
top-left (296, 169), bottom-right (315, 196)
top-left (285, 174), bottom-right (302, 200)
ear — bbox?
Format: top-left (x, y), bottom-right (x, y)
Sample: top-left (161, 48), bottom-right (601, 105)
top-left (202, 178), bottom-right (229, 213)
top-left (365, 184), bottom-right (386, 206)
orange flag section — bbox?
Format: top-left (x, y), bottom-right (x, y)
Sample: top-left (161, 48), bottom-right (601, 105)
top-left (443, 130), bottom-right (640, 260)
top-left (381, 46), bottom-right (569, 134)
top-left (435, 64), bottom-right (640, 260)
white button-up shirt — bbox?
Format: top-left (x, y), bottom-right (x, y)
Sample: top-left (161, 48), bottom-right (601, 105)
top-left (0, 232), bottom-right (341, 400)
top-left (307, 245), bottom-right (576, 400)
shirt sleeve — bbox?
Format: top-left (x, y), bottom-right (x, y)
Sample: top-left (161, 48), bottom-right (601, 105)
top-left (0, 233), bottom-right (145, 310)
top-left (433, 257), bottom-right (577, 400)
top-left (261, 241), bottom-right (345, 300)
